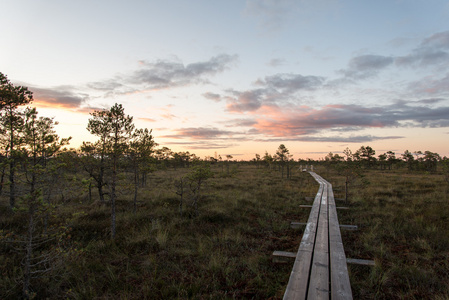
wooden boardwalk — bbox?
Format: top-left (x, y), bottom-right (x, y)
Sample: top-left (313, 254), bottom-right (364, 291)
top-left (283, 172), bottom-right (352, 300)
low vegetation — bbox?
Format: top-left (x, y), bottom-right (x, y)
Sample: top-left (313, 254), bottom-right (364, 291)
top-left (326, 167), bottom-right (449, 299)
top-left (1, 162), bottom-right (449, 299)
top-left (1, 72), bottom-right (449, 298)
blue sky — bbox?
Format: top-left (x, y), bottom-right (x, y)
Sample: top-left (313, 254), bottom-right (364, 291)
top-left (1, 0), bottom-right (449, 159)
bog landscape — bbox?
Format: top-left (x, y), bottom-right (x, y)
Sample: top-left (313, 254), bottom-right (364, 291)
top-left (1, 73), bottom-right (449, 299)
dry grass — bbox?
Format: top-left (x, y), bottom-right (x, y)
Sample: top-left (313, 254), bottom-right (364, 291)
top-left (1, 163), bottom-right (448, 299)
top-left (325, 168), bottom-right (449, 299)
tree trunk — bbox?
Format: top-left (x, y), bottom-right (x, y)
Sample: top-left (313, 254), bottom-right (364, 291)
top-left (88, 182), bottom-right (92, 202)
top-left (111, 155), bottom-right (117, 239)
top-left (9, 159), bottom-right (15, 209)
top-left (9, 115), bottom-right (16, 210)
top-left (0, 163), bottom-right (6, 196)
top-left (99, 156), bottom-right (105, 203)
top-left (133, 165), bottom-right (138, 214)
top-left (23, 170), bottom-right (37, 299)
top-left (345, 177), bottom-right (349, 203)
top-left (23, 205), bottom-right (34, 299)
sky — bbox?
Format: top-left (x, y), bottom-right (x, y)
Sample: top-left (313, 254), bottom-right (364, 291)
top-left (1, 0), bottom-right (449, 160)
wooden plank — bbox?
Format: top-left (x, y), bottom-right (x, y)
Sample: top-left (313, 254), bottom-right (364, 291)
top-left (346, 258), bottom-right (375, 266)
top-left (272, 251), bottom-right (296, 263)
top-left (284, 182), bottom-right (324, 299)
top-left (307, 182), bottom-right (329, 300)
top-left (284, 172), bottom-right (353, 300)
top-left (273, 251), bottom-right (296, 258)
top-left (327, 184), bottom-right (353, 300)
top-left (339, 225), bottom-right (358, 231)
top-left (291, 222), bottom-right (357, 231)
top-left (290, 222), bottom-right (307, 229)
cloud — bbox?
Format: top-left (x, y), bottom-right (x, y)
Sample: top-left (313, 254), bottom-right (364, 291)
top-left (164, 141), bottom-right (238, 150)
top-left (251, 101), bottom-right (449, 137)
top-left (337, 32), bottom-right (449, 83)
top-left (82, 54), bottom-right (238, 98)
top-left (415, 98), bottom-right (446, 105)
top-left (339, 55), bottom-right (394, 79)
top-left (202, 92), bottom-right (222, 102)
top-left (267, 58), bottom-right (285, 67)
top-left (87, 80), bottom-right (123, 91)
top-left (421, 31), bottom-right (449, 49)
top-left (256, 135), bottom-right (403, 143)
top-left (224, 73), bottom-right (325, 113)
top-left (31, 86), bottom-right (88, 109)
top-left (221, 118), bottom-right (257, 127)
top-left (256, 73), bottom-right (325, 93)
top-left (226, 89), bottom-right (265, 113)
top-left (161, 127), bottom-right (236, 140)
top-left (408, 73), bottom-right (449, 95)
top-left (161, 113), bottom-right (177, 120)
top-left (130, 54), bottom-right (238, 89)
top-left (396, 31), bottom-right (449, 68)
top-left (139, 117), bottom-right (157, 122)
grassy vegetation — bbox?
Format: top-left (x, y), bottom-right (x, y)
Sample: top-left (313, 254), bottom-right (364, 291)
top-left (325, 167), bottom-right (449, 299)
top-left (1, 163), bottom-right (449, 299)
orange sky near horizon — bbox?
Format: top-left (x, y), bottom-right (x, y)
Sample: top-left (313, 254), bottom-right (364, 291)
top-left (2, 1), bottom-right (449, 161)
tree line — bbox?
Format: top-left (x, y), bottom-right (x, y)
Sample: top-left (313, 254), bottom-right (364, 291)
top-left (324, 146), bottom-right (446, 173)
top-left (1, 72), bottom-right (448, 297)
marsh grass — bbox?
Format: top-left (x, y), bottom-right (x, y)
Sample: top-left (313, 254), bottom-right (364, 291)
top-left (1, 164), bottom-right (448, 299)
top-left (1, 164), bottom-right (313, 299)
top-left (327, 168), bottom-right (449, 299)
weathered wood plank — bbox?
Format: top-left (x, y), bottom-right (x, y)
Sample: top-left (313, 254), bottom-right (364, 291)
top-left (346, 258), bottom-right (375, 266)
top-left (272, 251), bottom-right (296, 263)
top-left (290, 222), bottom-right (308, 228)
top-left (327, 184), bottom-right (353, 300)
top-left (339, 224), bottom-right (358, 230)
top-left (307, 181), bottom-right (329, 300)
top-left (273, 251), bottom-right (296, 258)
top-left (284, 172), bottom-right (353, 300)
top-left (290, 222), bottom-right (358, 231)
top-left (283, 182), bottom-right (324, 299)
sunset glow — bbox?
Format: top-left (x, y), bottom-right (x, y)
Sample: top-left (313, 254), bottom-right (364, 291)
top-left (1, 0), bottom-right (449, 160)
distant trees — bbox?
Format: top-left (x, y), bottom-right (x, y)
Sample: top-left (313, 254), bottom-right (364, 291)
top-left (87, 103), bottom-right (134, 239)
top-left (325, 150), bottom-right (361, 202)
top-left (422, 151), bottom-right (440, 173)
top-left (442, 157), bottom-right (449, 200)
top-left (252, 153), bottom-right (261, 168)
top-left (356, 146), bottom-right (376, 168)
top-left (225, 154), bottom-right (233, 174)
top-left (275, 144), bottom-right (293, 178)
top-left (263, 151), bottom-right (273, 169)
top-left (402, 150), bottom-right (415, 171)
top-left (128, 128), bottom-right (156, 214)
top-left (174, 163), bottom-right (213, 217)
top-left (326, 146), bottom-right (443, 174)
